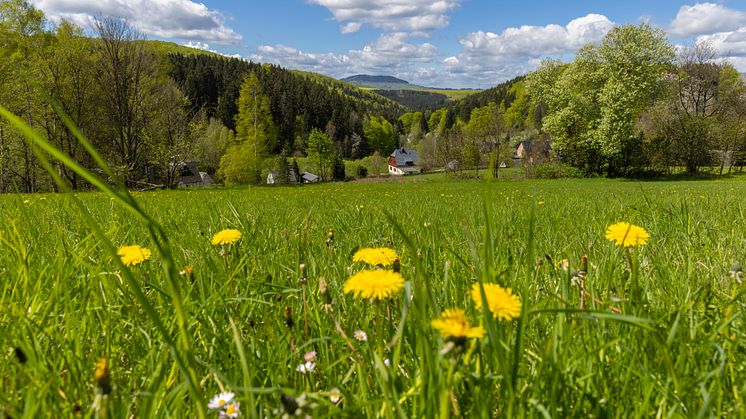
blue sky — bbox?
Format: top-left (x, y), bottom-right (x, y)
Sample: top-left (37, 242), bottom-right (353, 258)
top-left (30, 0), bottom-right (746, 88)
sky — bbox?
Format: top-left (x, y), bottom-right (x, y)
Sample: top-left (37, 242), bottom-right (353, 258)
top-left (28, 0), bottom-right (746, 88)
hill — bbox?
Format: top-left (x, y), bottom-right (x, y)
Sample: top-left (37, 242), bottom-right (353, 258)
top-left (167, 53), bottom-right (406, 156)
top-left (342, 74), bottom-right (410, 86)
top-left (341, 74), bottom-right (481, 109)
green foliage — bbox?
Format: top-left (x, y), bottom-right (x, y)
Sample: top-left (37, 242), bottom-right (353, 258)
top-left (356, 164), bottom-right (368, 178)
top-left (306, 128), bottom-right (333, 180)
top-left (331, 153), bottom-right (345, 181)
top-left (235, 71), bottom-right (276, 153)
top-left (216, 141), bottom-right (262, 185)
top-left (364, 116), bottom-right (397, 155)
top-left (528, 24), bottom-right (675, 175)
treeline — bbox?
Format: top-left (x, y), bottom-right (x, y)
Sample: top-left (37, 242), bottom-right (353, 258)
top-left (373, 90), bottom-right (449, 111)
top-left (526, 24), bottom-right (746, 176)
top-left (394, 25), bottom-right (746, 178)
top-left (0, 0), bottom-right (408, 192)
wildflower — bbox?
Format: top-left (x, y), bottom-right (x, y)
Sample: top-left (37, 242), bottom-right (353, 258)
top-left (343, 270), bottom-right (404, 300)
top-left (179, 266), bottom-right (193, 277)
top-left (353, 330), bottom-right (367, 342)
top-left (470, 283), bottom-right (522, 321)
top-left (208, 391), bottom-right (235, 410)
top-left (211, 228), bottom-right (242, 246)
top-left (94, 357), bottom-right (112, 395)
top-left (220, 402), bottom-right (240, 418)
top-left (329, 388), bottom-right (341, 404)
top-left (605, 222), bottom-right (649, 247)
top-left (384, 358), bottom-right (390, 367)
top-left (117, 245), bottom-right (152, 267)
top-left (23, 199), bottom-right (30, 204)
top-left (431, 309), bottom-right (485, 339)
top-left (352, 247), bottom-right (399, 267)
top-left (303, 351), bottom-right (317, 363)
top-left (296, 361), bottom-right (316, 373)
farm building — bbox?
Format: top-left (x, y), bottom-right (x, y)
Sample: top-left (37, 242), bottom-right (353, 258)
top-left (175, 160), bottom-right (213, 188)
top-left (300, 172), bottom-right (319, 183)
top-left (388, 148), bottom-right (421, 175)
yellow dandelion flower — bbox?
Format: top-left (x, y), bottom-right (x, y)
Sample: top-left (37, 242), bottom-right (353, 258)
top-left (605, 222), bottom-right (649, 247)
top-left (117, 245), bottom-right (152, 267)
top-left (211, 229), bottom-right (242, 246)
top-left (343, 270), bottom-right (404, 300)
top-left (470, 283), bottom-right (522, 321)
top-left (352, 247), bottom-right (399, 266)
top-left (431, 309), bottom-right (484, 339)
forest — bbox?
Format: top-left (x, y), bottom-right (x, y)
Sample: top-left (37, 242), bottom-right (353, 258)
top-left (2, 0), bottom-right (746, 193)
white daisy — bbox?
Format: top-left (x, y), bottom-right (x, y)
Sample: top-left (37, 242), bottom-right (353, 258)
top-left (296, 361), bottom-right (316, 373)
top-left (219, 401), bottom-right (240, 418)
top-left (353, 330), bottom-right (367, 342)
top-left (208, 391), bottom-right (235, 410)
top-left (329, 388), bottom-right (341, 404)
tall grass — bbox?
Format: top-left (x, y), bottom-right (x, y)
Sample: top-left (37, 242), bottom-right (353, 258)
top-left (2, 103), bottom-right (746, 417)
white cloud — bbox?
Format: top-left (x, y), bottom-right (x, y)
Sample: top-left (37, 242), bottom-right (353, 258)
top-left (250, 32), bottom-right (438, 78)
top-left (669, 3), bottom-right (746, 37)
top-left (459, 14), bottom-right (614, 58)
top-left (439, 14), bottom-right (614, 87)
top-left (697, 29), bottom-right (746, 57)
top-left (340, 22), bottom-right (362, 34)
top-left (31, 0), bottom-right (241, 44)
top-left (307, 0), bottom-right (462, 33)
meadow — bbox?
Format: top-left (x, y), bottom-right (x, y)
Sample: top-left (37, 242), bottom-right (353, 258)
top-left (2, 175), bottom-right (746, 417)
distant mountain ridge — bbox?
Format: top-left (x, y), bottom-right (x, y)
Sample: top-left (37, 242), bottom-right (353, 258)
top-left (342, 75), bottom-right (410, 85)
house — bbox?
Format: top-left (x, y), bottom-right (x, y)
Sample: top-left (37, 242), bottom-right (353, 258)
top-left (267, 171), bottom-right (279, 185)
top-left (514, 140), bottom-right (551, 167)
top-left (300, 172), bottom-right (319, 183)
top-left (175, 160), bottom-right (213, 188)
top-left (388, 148), bottom-right (421, 175)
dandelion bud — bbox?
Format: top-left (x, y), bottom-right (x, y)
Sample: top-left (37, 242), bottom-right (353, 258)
top-left (94, 358), bottom-right (112, 395)
top-left (318, 277), bottom-right (328, 296)
top-left (580, 254), bottom-right (588, 273)
top-left (326, 228), bottom-right (334, 248)
top-left (14, 347), bottom-right (27, 364)
top-left (284, 306), bottom-right (294, 329)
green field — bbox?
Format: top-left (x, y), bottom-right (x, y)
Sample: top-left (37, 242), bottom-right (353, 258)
top-left (3, 176), bottom-right (746, 417)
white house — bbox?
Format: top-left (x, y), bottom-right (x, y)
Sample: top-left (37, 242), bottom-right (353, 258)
top-left (388, 148), bottom-right (421, 176)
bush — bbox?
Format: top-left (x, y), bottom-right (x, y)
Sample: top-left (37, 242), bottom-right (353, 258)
top-left (356, 165), bottom-right (368, 178)
top-left (533, 163), bottom-right (564, 179)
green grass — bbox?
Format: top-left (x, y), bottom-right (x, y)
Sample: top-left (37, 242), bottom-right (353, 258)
top-left (2, 176), bottom-right (746, 417)
top-left (423, 89), bottom-right (481, 101)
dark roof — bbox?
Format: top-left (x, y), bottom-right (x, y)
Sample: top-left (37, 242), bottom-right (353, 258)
top-left (176, 161), bottom-right (202, 184)
top-left (301, 172), bottom-right (319, 182)
top-left (389, 148), bottom-right (419, 166)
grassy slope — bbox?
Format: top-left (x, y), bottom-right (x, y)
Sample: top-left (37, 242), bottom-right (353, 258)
top-left (2, 176), bottom-right (746, 416)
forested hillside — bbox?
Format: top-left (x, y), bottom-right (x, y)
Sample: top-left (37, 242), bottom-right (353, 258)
top-left (373, 90), bottom-right (449, 111)
top-left (168, 54), bottom-right (405, 157)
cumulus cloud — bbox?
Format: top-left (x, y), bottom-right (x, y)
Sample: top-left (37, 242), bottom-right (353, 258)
top-left (459, 14), bottom-right (614, 58)
top-left (30, 0), bottom-right (241, 44)
top-left (437, 14), bottom-right (614, 87)
top-left (307, 0), bottom-right (462, 33)
top-left (697, 29), bottom-right (746, 57)
top-left (669, 3), bottom-right (746, 37)
top-left (250, 32), bottom-right (438, 77)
